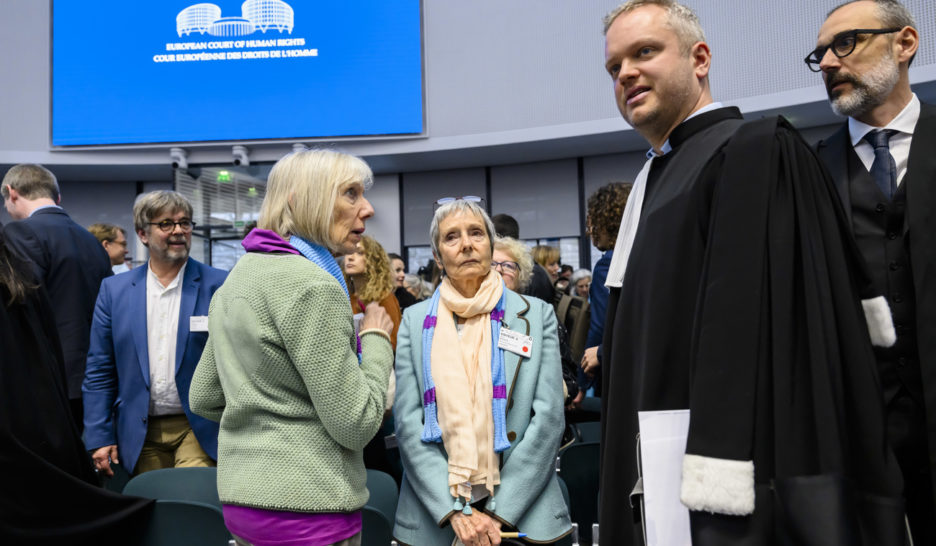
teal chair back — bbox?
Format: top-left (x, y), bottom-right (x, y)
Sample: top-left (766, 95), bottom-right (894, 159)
top-left (365, 469), bottom-right (399, 525)
top-left (124, 467), bottom-right (221, 509)
top-left (575, 421), bottom-right (601, 444)
top-left (102, 461), bottom-right (133, 493)
top-left (361, 505), bottom-right (393, 546)
top-left (139, 500), bottom-right (231, 545)
top-left (559, 442), bottom-right (599, 545)
top-left (555, 476), bottom-right (577, 546)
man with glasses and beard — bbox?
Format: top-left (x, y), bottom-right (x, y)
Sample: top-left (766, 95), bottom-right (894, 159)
top-left (809, 1), bottom-right (936, 541)
top-left (83, 191), bottom-right (227, 477)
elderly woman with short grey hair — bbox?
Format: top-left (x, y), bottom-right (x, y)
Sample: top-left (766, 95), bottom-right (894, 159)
top-left (392, 199), bottom-right (571, 545)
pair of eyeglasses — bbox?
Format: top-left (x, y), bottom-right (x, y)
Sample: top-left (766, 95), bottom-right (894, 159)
top-left (107, 240), bottom-right (128, 248)
top-left (148, 219), bottom-right (196, 233)
top-left (804, 27), bottom-right (902, 72)
top-left (491, 260), bottom-right (519, 273)
top-left (433, 195), bottom-right (485, 211)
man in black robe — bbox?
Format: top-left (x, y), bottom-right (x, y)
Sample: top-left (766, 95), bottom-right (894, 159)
top-left (809, 1), bottom-right (936, 542)
top-left (599, 1), bottom-right (904, 544)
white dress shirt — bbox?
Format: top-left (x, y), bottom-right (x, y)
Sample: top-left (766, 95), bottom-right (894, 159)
top-left (146, 261), bottom-right (186, 416)
top-left (848, 93), bottom-right (920, 186)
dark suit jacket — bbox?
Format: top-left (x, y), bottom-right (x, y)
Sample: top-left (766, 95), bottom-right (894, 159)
top-left (82, 258), bottom-right (227, 473)
top-left (3, 207), bottom-right (112, 398)
top-left (817, 101), bottom-right (936, 501)
top-left (525, 263), bottom-right (555, 303)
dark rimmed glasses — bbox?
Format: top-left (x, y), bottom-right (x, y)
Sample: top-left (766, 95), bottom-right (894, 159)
top-left (491, 260), bottom-right (520, 274)
top-left (805, 27), bottom-right (902, 72)
top-left (148, 219), bottom-right (196, 233)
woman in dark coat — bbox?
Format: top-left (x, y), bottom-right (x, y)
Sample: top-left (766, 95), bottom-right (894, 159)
top-left (0, 228), bottom-right (151, 544)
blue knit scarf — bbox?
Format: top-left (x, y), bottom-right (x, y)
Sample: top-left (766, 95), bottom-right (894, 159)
top-left (290, 235), bottom-right (361, 363)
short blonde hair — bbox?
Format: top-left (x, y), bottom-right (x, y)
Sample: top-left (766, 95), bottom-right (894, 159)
top-left (258, 149), bottom-right (373, 252)
top-left (88, 223), bottom-right (125, 244)
top-left (532, 245), bottom-right (560, 268)
top-left (603, 0), bottom-right (705, 53)
top-left (494, 236), bottom-right (534, 291)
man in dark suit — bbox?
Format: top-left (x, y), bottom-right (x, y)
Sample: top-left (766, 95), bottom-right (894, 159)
top-left (1, 163), bottom-right (112, 431)
top-left (83, 191), bottom-right (226, 476)
top-left (811, 1), bottom-right (936, 541)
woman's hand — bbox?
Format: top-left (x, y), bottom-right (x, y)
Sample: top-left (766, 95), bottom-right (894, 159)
top-left (451, 510), bottom-right (502, 546)
top-left (360, 302), bottom-right (393, 335)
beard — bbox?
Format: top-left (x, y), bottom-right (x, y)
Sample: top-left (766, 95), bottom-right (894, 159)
top-left (827, 52), bottom-right (899, 118)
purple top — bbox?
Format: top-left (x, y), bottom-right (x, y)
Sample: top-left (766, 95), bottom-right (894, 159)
top-left (222, 504), bottom-right (361, 546)
top-left (242, 228), bottom-right (301, 255)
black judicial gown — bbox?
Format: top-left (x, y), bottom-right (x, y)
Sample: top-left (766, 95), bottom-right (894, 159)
top-left (0, 247), bottom-right (152, 545)
top-left (599, 108), bottom-right (905, 545)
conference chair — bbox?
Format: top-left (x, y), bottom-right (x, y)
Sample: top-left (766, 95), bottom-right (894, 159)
top-left (123, 467), bottom-right (221, 509)
top-left (555, 294), bottom-right (590, 362)
top-left (365, 468), bottom-right (399, 525)
top-left (559, 442), bottom-right (600, 545)
top-left (139, 499), bottom-right (231, 546)
top-left (361, 505), bottom-right (395, 546)
top-left (101, 461), bottom-right (133, 493)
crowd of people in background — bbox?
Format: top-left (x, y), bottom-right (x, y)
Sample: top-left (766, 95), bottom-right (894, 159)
top-left (2, 0), bottom-right (934, 544)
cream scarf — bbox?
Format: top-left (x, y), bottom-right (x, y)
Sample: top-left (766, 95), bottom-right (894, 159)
top-left (432, 271), bottom-right (504, 499)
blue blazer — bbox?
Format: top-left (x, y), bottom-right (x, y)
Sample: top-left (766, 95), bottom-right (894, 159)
top-left (392, 289), bottom-right (572, 544)
top-left (2, 207), bottom-right (112, 398)
top-left (82, 258), bottom-right (227, 472)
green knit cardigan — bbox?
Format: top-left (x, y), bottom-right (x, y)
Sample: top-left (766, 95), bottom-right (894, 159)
top-left (190, 253), bottom-right (393, 513)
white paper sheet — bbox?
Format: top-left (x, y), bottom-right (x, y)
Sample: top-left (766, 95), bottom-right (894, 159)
top-left (638, 409), bottom-right (692, 546)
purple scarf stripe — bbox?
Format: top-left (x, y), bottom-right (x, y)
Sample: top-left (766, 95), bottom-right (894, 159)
top-left (423, 316), bottom-right (437, 329)
top-left (492, 385), bottom-right (507, 399)
top-left (423, 387), bottom-right (437, 406)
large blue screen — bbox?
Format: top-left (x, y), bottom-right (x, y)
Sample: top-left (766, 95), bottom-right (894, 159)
top-left (52, 1), bottom-right (423, 145)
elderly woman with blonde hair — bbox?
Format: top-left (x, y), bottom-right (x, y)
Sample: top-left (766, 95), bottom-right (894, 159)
top-left (190, 149), bottom-right (394, 546)
top-left (392, 199), bottom-right (571, 545)
top-left (491, 236), bottom-right (534, 293)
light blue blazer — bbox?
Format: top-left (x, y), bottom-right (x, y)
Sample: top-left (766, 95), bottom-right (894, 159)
top-left (392, 289), bottom-right (572, 544)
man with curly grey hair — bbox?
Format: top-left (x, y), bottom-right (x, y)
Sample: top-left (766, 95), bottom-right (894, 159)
top-left (83, 190), bottom-right (227, 478)
top-left (599, 1), bottom-right (905, 544)
top-left (811, 1), bottom-right (936, 542)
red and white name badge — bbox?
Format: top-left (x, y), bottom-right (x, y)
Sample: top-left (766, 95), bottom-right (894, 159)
top-left (497, 327), bottom-right (533, 357)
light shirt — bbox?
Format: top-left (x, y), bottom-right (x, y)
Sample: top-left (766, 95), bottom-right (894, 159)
top-left (650, 101), bottom-right (725, 158)
top-left (848, 93), bottom-right (920, 186)
top-left (146, 260), bottom-right (187, 416)
top-left (28, 204), bottom-right (62, 217)
top-left (112, 262), bottom-right (131, 274)
top-left (607, 103), bottom-right (724, 288)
